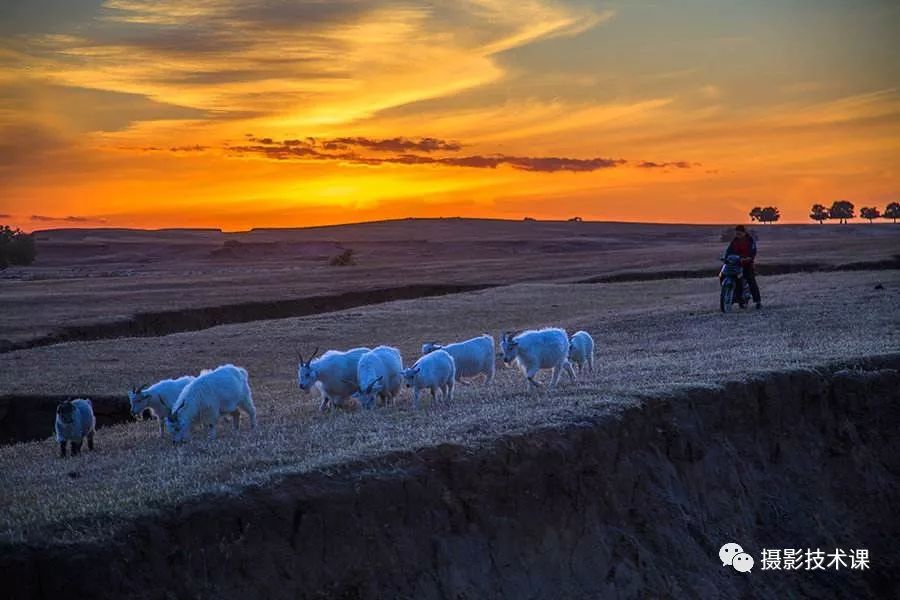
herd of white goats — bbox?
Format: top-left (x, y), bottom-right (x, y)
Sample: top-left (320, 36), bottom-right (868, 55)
top-left (53, 328), bottom-right (596, 457)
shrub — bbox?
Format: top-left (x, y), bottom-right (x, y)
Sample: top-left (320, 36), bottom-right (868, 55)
top-left (329, 248), bottom-right (356, 266)
top-left (0, 225), bottom-right (37, 269)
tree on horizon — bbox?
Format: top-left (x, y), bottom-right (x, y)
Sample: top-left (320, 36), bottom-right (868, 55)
top-left (750, 206), bottom-right (780, 223)
top-left (860, 207), bottom-right (881, 223)
top-left (809, 204), bottom-right (829, 224)
top-left (884, 202), bottom-right (900, 223)
top-left (828, 200), bottom-right (855, 224)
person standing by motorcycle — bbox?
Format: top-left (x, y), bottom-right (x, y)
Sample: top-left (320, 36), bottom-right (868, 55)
top-left (724, 225), bottom-right (762, 309)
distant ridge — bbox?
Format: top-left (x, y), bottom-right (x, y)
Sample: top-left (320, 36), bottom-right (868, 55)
top-left (25, 217), bottom-right (889, 236)
top-left (33, 227), bottom-right (223, 235)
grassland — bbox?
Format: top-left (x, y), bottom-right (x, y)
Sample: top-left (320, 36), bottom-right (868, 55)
top-left (1, 268), bottom-right (897, 546)
top-left (2, 220), bottom-right (897, 347)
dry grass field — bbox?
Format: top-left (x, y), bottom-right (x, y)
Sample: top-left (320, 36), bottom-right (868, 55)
top-left (1, 268), bottom-right (897, 546)
top-left (2, 220), bottom-right (897, 348)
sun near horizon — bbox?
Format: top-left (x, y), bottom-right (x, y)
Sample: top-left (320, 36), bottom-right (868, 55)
top-left (1, 1), bottom-right (898, 231)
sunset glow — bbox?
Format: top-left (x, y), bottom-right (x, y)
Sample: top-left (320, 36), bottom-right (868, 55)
top-left (1, 0), bottom-right (898, 230)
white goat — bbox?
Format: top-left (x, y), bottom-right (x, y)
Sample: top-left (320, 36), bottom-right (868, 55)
top-left (354, 346), bottom-right (403, 409)
top-left (128, 376), bottom-right (195, 437)
top-left (298, 346), bottom-right (370, 411)
top-left (54, 399), bottom-right (96, 458)
top-left (403, 349), bottom-right (456, 408)
top-left (500, 328), bottom-right (576, 391)
top-left (568, 330), bottom-right (595, 374)
top-left (166, 364), bottom-right (257, 443)
top-left (421, 334), bottom-right (495, 385)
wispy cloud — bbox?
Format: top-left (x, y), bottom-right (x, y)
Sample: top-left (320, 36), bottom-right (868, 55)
top-left (636, 161), bottom-right (696, 169)
top-left (321, 137), bottom-right (462, 153)
top-left (30, 214), bottom-right (106, 223)
top-left (7, 0), bottom-right (608, 129)
top-left (169, 145), bottom-right (210, 152)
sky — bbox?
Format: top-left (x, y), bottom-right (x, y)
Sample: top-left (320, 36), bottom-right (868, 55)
top-left (1, 0), bottom-right (898, 230)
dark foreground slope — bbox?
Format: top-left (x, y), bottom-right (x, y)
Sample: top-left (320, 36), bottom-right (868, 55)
top-left (3, 357), bottom-right (898, 599)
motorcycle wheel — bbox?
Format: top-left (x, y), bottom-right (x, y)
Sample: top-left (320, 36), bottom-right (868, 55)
top-left (720, 282), bottom-right (734, 313)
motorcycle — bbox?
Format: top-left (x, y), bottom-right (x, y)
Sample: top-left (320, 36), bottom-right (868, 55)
top-left (719, 254), bottom-right (751, 313)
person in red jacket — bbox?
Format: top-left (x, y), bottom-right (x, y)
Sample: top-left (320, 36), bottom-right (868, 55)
top-left (724, 225), bottom-right (761, 309)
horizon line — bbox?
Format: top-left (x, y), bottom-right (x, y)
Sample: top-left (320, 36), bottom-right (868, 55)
top-left (11, 215), bottom-right (894, 235)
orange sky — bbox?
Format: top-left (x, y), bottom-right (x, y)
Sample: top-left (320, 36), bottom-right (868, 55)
top-left (1, 0), bottom-right (899, 230)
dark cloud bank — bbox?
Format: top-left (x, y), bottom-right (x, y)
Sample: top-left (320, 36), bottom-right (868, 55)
top-left (227, 136), bottom-right (694, 173)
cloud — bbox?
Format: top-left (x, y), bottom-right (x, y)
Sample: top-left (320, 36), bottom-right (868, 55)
top-left (1, 82), bottom-right (208, 134)
top-left (118, 144), bottom-right (209, 152)
top-left (227, 140), bottom-right (630, 172)
top-left (324, 137), bottom-right (462, 153)
top-left (169, 145), bottom-right (209, 152)
top-left (246, 136), bottom-right (461, 153)
top-left (30, 214), bottom-right (106, 223)
top-left (0, 213), bottom-right (11, 218)
top-left (0, 124), bottom-right (69, 171)
top-left (7, 0), bottom-right (606, 128)
top-left (636, 161), bottom-right (695, 169)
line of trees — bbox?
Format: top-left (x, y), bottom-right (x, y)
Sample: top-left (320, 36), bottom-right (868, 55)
top-left (0, 225), bottom-right (37, 269)
top-left (809, 201), bottom-right (900, 224)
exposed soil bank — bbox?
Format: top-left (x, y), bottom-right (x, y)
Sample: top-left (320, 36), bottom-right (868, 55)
top-left (0, 284), bottom-right (492, 354)
top-left (2, 355), bottom-right (898, 599)
top-left (577, 256), bottom-right (900, 283)
top-left (0, 395), bottom-right (130, 445)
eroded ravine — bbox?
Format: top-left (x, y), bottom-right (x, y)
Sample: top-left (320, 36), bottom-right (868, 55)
top-left (4, 258), bottom-right (896, 355)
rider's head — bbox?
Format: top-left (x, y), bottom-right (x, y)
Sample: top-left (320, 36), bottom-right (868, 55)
top-left (734, 225), bottom-right (747, 238)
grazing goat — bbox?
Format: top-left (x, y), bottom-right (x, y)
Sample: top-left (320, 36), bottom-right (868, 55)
top-left (421, 334), bottom-right (495, 385)
top-left (568, 330), bottom-right (595, 374)
top-left (298, 346), bottom-right (370, 411)
top-left (128, 376), bottom-right (195, 437)
top-left (55, 399), bottom-right (96, 458)
top-left (355, 346), bottom-right (403, 409)
top-left (166, 364), bottom-right (257, 443)
top-left (403, 349), bottom-right (456, 408)
top-left (500, 328), bottom-right (576, 391)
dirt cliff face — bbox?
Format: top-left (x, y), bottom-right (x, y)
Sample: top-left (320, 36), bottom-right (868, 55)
top-left (0, 394), bottom-right (130, 445)
top-left (2, 358), bottom-right (898, 599)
